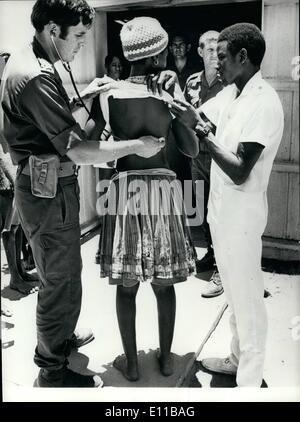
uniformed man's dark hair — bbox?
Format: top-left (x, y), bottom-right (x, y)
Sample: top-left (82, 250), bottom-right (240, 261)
top-left (218, 23), bottom-right (266, 66)
top-left (31, 0), bottom-right (95, 39)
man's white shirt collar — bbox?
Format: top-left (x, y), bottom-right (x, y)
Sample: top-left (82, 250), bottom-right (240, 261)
top-left (235, 70), bottom-right (263, 98)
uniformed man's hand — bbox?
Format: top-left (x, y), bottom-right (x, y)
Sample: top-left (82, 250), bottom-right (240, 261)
top-left (170, 98), bottom-right (200, 129)
top-left (79, 76), bottom-right (119, 102)
top-left (136, 136), bottom-right (165, 158)
top-left (147, 70), bottom-right (179, 96)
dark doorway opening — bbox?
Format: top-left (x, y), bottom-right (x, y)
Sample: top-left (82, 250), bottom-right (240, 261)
top-left (106, 1), bottom-right (262, 78)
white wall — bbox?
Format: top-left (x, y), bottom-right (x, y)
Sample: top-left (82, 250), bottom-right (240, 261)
top-left (0, 0), bottom-right (97, 84)
top-left (0, 1), bottom-right (35, 54)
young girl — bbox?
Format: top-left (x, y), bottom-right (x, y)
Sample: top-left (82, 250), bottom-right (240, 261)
top-left (87, 17), bottom-right (199, 381)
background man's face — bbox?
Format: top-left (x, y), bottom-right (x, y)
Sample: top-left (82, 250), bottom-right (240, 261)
top-left (55, 21), bottom-right (89, 62)
top-left (217, 40), bottom-right (241, 84)
top-left (200, 40), bottom-right (218, 70)
top-left (169, 36), bottom-right (189, 59)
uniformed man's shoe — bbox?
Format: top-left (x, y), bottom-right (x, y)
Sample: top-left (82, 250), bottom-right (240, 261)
top-left (69, 329), bottom-right (95, 349)
top-left (37, 367), bottom-right (103, 388)
top-left (201, 271), bottom-right (224, 298)
top-left (196, 248), bottom-right (215, 273)
top-left (201, 357), bottom-right (237, 375)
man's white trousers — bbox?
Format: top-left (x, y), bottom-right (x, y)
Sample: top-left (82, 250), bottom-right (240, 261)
top-left (209, 188), bottom-right (268, 387)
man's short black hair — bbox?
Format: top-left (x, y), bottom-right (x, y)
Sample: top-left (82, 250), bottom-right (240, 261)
top-left (218, 23), bottom-right (266, 66)
top-left (31, 0), bottom-right (95, 39)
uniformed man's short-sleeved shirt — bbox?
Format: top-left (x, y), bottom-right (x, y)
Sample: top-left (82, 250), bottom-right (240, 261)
top-left (201, 71), bottom-right (284, 225)
top-left (0, 37), bottom-right (86, 165)
top-left (168, 60), bottom-right (200, 91)
top-left (184, 70), bottom-right (223, 109)
top-left (184, 70), bottom-right (224, 154)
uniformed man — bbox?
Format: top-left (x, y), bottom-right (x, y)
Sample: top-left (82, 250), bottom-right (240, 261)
top-left (168, 32), bottom-right (200, 91)
top-left (184, 31), bottom-right (224, 298)
top-left (0, 0), bottom-right (164, 388)
top-left (172, 23), bottom-right (284, 387)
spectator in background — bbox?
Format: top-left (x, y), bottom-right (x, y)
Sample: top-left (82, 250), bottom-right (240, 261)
top-left (104, 54), bottom-right (123, 81)
top-left (0, 52), bottom-right (39, 297)
top-left (166, 33), bottom-right (199, 206)
top-left (168, 32), bottom-right (199, 91)
top-left (1, 142), bottom-right (14, 317)
top-left (185, 30), bottom-right (224, 298)
top-left (0, 144), bottom-right (39, 296)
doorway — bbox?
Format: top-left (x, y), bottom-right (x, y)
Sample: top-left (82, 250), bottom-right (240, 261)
top-left (106, 1), bottom-right (262, 78)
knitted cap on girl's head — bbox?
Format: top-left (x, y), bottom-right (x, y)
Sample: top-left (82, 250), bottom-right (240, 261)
top-left (120, 17), bottom-right (169, 61)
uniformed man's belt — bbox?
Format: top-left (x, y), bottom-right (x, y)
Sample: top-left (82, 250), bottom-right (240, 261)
top-left (21, 161), bottom-right (77, 177)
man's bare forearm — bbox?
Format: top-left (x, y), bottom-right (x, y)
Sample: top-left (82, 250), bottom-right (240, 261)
top-left (67, 140), bottom-right (141, 165)
top-left (172, 119), bottom-right (199, 158)
top-left (202, 132), bottom-right (264, 185)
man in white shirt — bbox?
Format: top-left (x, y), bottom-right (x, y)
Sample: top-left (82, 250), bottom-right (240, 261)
top-left (172, 23), bottom-right (284, 387)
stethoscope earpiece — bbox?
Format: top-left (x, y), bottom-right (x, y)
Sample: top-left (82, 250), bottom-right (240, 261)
top-left (49, 31), bottom-right (91, 118)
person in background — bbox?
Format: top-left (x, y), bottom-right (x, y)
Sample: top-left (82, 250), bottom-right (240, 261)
top-left (168, 32), bottom-right (199, 91)
top-left (0, 52), bottom-right (39, 297)
top-left (104, 54), bottom-right (123, 81)
top-left (185, 30), bottom-right (224, 298)
top-left (167, 33), bottom-right (199, 205)
top-left (0, 144), bottom-right (39, 296)
top-left (1, 143), bottom-right (14, 317)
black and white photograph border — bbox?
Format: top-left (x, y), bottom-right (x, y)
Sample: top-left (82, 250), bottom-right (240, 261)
top-left (1, 0), bottom-right (300, 403)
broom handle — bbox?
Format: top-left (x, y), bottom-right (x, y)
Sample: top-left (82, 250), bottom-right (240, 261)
top-left (176, 301), bottom-right (228, 387)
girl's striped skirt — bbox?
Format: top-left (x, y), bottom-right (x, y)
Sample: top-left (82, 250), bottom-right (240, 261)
top-left (99, 168), bottom-right (196, 287)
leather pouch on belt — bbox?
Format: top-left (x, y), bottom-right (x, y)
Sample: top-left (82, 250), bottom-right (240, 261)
top-left (28, 154), bottom-right (60, 198)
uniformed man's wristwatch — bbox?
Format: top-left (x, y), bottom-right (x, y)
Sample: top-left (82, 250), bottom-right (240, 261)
top-left (70, 97), bottom-right (84, 109)
top-left (195, 122), bottom-right (212, 137)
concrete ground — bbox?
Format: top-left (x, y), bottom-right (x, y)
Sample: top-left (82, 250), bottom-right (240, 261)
top-left (1, 235), bottom-right (300, 402)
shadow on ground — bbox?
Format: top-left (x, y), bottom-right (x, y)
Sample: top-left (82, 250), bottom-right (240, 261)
top-left (56, 350), bottom-right (269, 388)
top-left (31, 349), bottom-right (200, 387)
top-left (1, 285), bottom-right (29, 301)
top-left (66, 349), bottom-right (199, 387)
top-left (99, 349), bottom-right (197, 387)
top-left (2, 320), bottom-right (15, 349)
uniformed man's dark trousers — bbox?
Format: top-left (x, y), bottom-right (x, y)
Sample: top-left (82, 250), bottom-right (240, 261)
top-left (0, 190), bottom-right (13, 232)
top-left (192, 151), bottom-right (212, 247)
top-left (15, 174), bottom-right (82, 370)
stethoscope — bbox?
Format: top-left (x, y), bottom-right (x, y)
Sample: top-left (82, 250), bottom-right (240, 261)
top-left (50, 34), bottom-right (92, 118)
